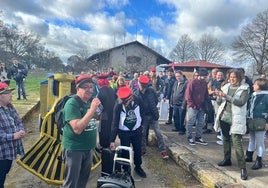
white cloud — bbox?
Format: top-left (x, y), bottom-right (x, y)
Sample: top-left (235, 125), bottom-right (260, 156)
top-left (147, 16), bottom-right (165, 33)
top-left (1, 0), bottom-right (268, 64)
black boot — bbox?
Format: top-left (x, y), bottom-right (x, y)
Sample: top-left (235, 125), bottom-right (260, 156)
top-left (241, 168), bottom-right (248, 180)
top-left (245, 150), bottom-right (253, 162)
top-left (251, 156), bottom-right (262, 170)
top-left (218, 159), bottom-right (232, 166)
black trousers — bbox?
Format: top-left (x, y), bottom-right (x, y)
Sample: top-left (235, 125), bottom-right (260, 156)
top-left (99, 119), bottom-right (112, 148)
top-left (118, 126), bottom-right (143, 168)
top-left (168, 105), bottom-right (173, 122)
top-left (0, 159), bottom-right (12, 188)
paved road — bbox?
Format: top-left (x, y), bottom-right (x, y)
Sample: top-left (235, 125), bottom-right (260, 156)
top-left (153, 121), bottom-right (268, 188)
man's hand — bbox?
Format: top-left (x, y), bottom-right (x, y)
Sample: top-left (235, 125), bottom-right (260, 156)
top-left (110, 142), bottom-right (116, 150)
top-left (14, 130), bottom-right (26, 140)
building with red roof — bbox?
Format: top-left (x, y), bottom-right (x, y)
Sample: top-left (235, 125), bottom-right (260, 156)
top-left (161, 60), bottom-right (232, 80)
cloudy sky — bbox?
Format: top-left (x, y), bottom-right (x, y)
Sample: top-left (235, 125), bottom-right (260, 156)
top-left (1, 0), bottom-right (268, 63)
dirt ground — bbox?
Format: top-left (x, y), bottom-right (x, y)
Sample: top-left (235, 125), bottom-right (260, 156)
top-left (5, 110), bottom-right (202, 188)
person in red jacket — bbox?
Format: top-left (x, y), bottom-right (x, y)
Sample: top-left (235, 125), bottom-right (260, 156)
top-left (185, 68), bottom-right (209, 146)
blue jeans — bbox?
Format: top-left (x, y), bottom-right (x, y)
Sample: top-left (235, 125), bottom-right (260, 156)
top-left (16, 80), bottom-right (26, 99)
top-left (186, 107), bottom-right (205, 139)
top-left (173, 105), bottom-right (186, 132)
top-left (142, 115), bottom-right (166, 153)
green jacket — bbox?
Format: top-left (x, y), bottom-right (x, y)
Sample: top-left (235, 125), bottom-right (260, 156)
top-left (248, 91), bottom-right (268, 122)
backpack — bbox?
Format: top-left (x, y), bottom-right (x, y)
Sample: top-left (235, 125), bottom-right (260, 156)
top-left (21, 69), bottom-right (28, 77)
top-left (54, 94), bottom-right (83, 135)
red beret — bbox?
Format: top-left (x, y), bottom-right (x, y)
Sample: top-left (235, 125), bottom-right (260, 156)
top-left (150, 68), bottom-right (156, 72)
top-left (139, 75), bottom-right (149, 84)
top-left (117, 86), bottom-right (132, 99)
top-left (98, 79), bottom-right (110, 87)
top-left (98, 74), bottom-right (109, 79)
top-left (75, 74), bottom-right (93, 87)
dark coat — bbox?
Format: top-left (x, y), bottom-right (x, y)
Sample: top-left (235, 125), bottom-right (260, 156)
top-left (163, 76), bottom-right (176, 100)
top-left (135, 87), bottom-right (159, 121)
top-left (170, 78), bottom-right (188, 107)
top-left (248, 91), bottom-right (268, 122)
top-left (9, 63), bottom-right (27, 82)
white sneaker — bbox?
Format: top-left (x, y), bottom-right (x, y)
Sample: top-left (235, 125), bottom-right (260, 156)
top-left (216, 140), bottom-right (223, 145)
top-left (217, 135), bottom-right (223, 140)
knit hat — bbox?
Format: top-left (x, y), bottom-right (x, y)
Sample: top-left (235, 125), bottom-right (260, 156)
top-left (117, 86), bottom-right (132, 99)
top-left (0, 83), bottom-right (15, 94)
top-left (75, 74), bottom-right (93, 87)
top-left (198, 68), bottom-right (208, 76)
top-left (167, 68), bottom-right (174, 72)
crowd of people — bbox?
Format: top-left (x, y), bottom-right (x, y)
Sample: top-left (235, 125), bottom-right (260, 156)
top-left (105, 67), bottom-right (267, 181)
top-left (60, 66), bottom-right (268, 186)
top-left (1, 61), bottom-right (268, 187)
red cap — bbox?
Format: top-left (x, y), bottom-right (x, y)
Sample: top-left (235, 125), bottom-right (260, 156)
top-left (150, 68), bottom-right (156, 72)
top-left (117, 86), bottom-right (132, 99)
top-left (139, 75), bottom-right (149, 84)
top-left (75, 74), bottom-right (93, 87)
top-left (0, 83), bottom-right (15, 94)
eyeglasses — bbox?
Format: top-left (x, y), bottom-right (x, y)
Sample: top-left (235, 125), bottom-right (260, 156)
top-left (80, 86), bottom-right (94, 90)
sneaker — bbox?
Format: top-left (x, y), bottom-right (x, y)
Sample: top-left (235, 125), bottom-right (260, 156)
top-left (165, 121), bottom-right (172, 125)
top-left (195, 137), bottom-right (208, 145)
top-left (216, 140), bottom-right (223, 145)
top-left (134, 166), bottom-right (147, 178)
top-left (203, 129), bottom-right (213, 134)
top-left (188, 138), bottom-right (196, 146)
top-left (217, 135), bottom-right (223, 140)
top-left (161, 151), bottom-right (169, 159)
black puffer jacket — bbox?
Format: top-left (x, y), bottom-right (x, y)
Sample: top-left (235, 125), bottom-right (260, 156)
top-left (135, 87), bottom-right (159, 121)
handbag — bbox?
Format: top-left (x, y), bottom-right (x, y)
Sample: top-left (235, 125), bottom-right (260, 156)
top-left (220, 111), bottom-right (232, 124)
top-left (247, 118), bottom-right (266, 131)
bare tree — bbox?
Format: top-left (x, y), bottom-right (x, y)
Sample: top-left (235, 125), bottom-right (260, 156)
top-left (77, 49), bottom-right (91, 60)
top-left (195, 33), bottom-right (224, 63)
top-left (232, 9), bottom-right (268, 74)
top-left (2, 25), bottom-right (40, 57)
top-left (169, 34), bottom-right (195, 63)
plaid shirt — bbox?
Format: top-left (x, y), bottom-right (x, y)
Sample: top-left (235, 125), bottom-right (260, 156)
top-left (0, 104), bottom-right (25, 160)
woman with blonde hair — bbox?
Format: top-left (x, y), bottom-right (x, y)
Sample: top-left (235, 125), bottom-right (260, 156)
top-left (115, 76), bottom-right (126, 89)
